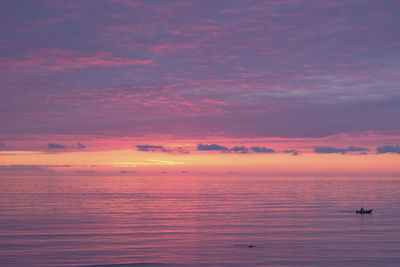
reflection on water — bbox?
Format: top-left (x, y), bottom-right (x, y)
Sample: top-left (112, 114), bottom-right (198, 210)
top-left (0, 176), bottom-right (400, 266)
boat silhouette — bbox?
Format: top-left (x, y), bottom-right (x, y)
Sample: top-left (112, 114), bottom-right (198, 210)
top-left (356, 208), bottom-right (373, 214)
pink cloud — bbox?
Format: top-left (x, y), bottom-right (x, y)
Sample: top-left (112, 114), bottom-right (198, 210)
top-left (0, 49), bottom-right (152, 71)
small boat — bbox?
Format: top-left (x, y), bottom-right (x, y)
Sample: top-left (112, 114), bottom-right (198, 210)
top-left (356, 208), bottom-right (373, 214)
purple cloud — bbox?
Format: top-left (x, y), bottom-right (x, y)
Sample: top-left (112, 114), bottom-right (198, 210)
top-left (48, 143), bottom-right (65, 149)
top-left (197, 144), bottom-right (229, 151)
top-left (231, 146), bottom-right (249, 154)
top-left (0, 0), bottom-right (400, 140)
top-left (250, 146), bottom-right (275, 153)
top-left (314, 146), bottom-right (369, 154)
top-left (77, 143), bottom-right (86, 149)
top-left (137, 145), bottom-right (170, 152)
top-left (284, 149), bottom-right (299, 156)
top-left (377, 145), bottom-right (400, 154)
top-left (0, 164), bottom-right (70, 171)
top-left (120, 170), bottom-right (137, 174)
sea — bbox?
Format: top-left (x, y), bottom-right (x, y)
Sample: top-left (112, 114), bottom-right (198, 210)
top-left (0, 175), bottom-right (399, 266)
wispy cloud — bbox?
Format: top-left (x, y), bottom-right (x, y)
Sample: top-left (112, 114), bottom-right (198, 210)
top-left (0, 50), bottom-right (152, 71)
top-left (75, 170), bottom-right (96, 174)
top-left (137, 145), bottom-right (171, 152)
top-left (231, 146), bottom-right (249, 154)
top-left (284, 149), bottom-right (298, 156)
top-left (0, 164), bottom-right (70, 171)
top-left (1, 0), bottom-right (399, 141)
top-left (77, 143), bottom-right (86, 149)
top-left (120, 170), bottom-right (137, 174)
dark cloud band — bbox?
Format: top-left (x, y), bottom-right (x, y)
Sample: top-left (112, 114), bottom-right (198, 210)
top-left (377, 145), bottom-right (400, 154)
top-left (48, 143), bottom-right (65, 149)
top-left (314, 146), bottom-right (368, 154)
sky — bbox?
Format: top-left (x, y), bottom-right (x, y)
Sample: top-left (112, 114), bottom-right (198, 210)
top-left (1, 0), bottom-right (400, 176)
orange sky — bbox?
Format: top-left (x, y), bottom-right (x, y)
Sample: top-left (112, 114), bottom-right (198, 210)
top-left (1, 147), bottom-right (399, 177)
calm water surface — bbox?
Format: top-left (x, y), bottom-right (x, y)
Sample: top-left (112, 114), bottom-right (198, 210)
top-left (0, 176), bottom-right (400, 266)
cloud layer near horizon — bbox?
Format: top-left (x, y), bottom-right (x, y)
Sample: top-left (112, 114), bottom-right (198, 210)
top-left (137, 145), bottom-right (170, 152)
top-left (1, 0), bottom-right (400, 140)
top-left (48, 143), bottom-right (65, 149)
top-left (377, 145), bottom-right (400, 154)
top-left (197, 144), bottom-right (275, 154)
top-left (314, 146), bottom-right (369, 154)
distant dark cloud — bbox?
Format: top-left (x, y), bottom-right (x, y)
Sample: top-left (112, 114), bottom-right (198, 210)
top-left (377, 145), bottom-right (400, 154)
top-left (48, 143), bottom-right (65, 149)
top-left (314, 146), bottom-right (369, 154)
top-left (176, 147), bottom-right (190, 154)
top-left (314, 146), bottom-right (342, 154)
top-left (250, 146), bottom-right (275, 153)
top-left (120, 170), bottom-right (137, 174)
top-left (197, 144), bottom-right (275, 153)
top-left (0, 165), bottom-right (45, 171)
top-left (77, 143), bottom-right (86, 149)
top-left (197, 144), bottom-right (229, 151)
top-left (231, 146), bottom-right (249, 153)
top-left (0, 164), bottom-right (70, 171)
top-left (136, 145), bottom-right (170, 152)
top-left (284, 149), bottom-right (298, 156)
top-left (338, 146), bottom-right (369, 153)
top-left (136, 145), bottom-right (188, 153)
top-left (0, 143), bottom-right (5, 148)
top-left (75, 170), bottom-right (96, 174)
top-left (137, 144), bottom-right (162, 151)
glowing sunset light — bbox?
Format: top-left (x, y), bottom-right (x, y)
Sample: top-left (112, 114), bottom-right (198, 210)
top-left (1, 147), bottom-right (399, 177)
top-left (2, 2), bottom-right (400, 266)
top-left (0, 0), bottom-right (399, 176)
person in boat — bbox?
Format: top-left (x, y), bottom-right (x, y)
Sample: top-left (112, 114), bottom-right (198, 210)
top-left (360, 207), bottom-right (364, 213)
